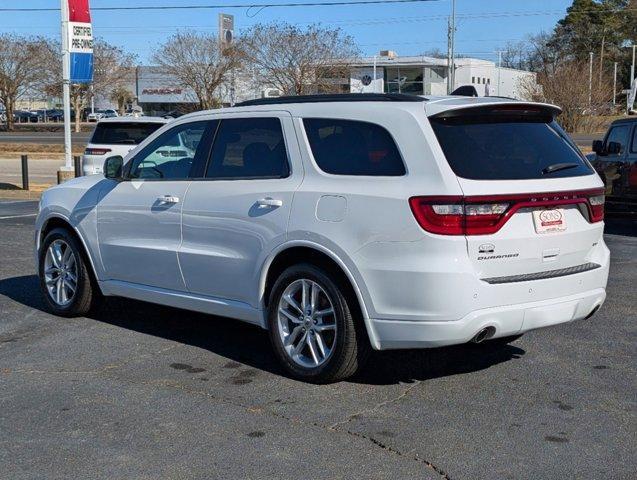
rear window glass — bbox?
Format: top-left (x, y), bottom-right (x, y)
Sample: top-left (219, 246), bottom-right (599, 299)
top-left (90, 122), bottom-right (163, 145)
top-left (303, 118), bottom-right (405, 176)
top-left (429, 109), bottom-right (593, 180)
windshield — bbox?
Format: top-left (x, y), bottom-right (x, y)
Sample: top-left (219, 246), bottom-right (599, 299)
top-left (429, 107), bottom-right (593, 180)
top-left (90, 122), bottom-right (163, 145)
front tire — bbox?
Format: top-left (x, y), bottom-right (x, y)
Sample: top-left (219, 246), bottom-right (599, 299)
top-left (38, 228), bottom-right (97, 317)
top-left (267, 264), bottom-right (369, 383)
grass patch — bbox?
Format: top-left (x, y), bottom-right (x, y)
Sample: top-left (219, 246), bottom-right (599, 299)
top-left (0, 143), bottom-right (83, 155)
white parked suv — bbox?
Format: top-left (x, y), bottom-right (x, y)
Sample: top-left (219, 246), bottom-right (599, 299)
top-left (82, 117), bottom-right (168, 175)
top-left (35, 93), bottom-right (609, 382)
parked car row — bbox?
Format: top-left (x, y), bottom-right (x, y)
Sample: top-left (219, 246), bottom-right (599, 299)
top-left (0, 108), bottom-right (124, 124)
top-left (87, 109), bottom-right (119, 122)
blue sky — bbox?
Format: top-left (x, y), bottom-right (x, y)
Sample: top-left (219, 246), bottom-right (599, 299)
top-left (2, 0), bottom-right (573, 63)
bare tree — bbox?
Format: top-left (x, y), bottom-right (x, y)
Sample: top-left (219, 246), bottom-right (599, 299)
top-left (152, 31), bottom-right (242, 110)
top-left (500, 41), bottom-right (532, 70)
top-left (519, 60), bottom-right (614, 132)
top-left (0, 34), bottom-right (53, 131)
top-left (242, 23), bottom-right (360, 96)
top-left (110, 83), bottom-right (135, 115)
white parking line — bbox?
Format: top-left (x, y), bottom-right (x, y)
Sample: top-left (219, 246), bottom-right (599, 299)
top-left (0, 214), bottom-right (37, 220)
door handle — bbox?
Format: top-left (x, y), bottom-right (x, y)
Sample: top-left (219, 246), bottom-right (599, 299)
top-left (158, 195), bottom-right (180, 204)
top-left (256, 198), bottom-right (283, 208)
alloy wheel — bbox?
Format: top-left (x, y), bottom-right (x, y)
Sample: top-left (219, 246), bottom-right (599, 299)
top-left (43, 239), bottom-right (78, 306)
top-left (276, 278), bottom-right (338, 368)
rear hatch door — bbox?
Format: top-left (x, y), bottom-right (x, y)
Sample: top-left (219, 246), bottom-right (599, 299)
top-left (429, 104), bottom-right (605, 281)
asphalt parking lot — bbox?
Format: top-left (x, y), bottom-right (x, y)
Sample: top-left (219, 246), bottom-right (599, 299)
top-left (0, 199), bottom-right (635, 480)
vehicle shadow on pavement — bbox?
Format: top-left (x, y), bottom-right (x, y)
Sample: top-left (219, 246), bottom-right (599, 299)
top-left (0, 274), bottom-right (525, 385)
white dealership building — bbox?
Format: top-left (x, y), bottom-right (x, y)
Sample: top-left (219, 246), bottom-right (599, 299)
top-left (40, 53), bottom-right (534, 116)
top-left (347, 52), bottom-right (535, 98)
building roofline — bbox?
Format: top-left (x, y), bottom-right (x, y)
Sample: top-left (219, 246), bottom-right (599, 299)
top-left (235, 93), bottom-right (427, 107)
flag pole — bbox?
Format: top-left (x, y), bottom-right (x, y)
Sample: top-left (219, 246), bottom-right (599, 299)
top-left (61, 0), bottom-right (73, 171)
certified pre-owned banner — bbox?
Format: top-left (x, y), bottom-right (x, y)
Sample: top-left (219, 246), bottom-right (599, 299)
top-left (67, 0), bottom-right (93, 83)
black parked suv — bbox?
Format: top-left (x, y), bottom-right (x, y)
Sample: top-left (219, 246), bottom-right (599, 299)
top-left (589, 117), bottom-right (637, 214)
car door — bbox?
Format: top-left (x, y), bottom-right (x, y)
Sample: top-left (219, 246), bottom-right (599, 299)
top-left (595, 123), bottom-right (631, 199)
top-left (179, 113), bottom-right (303, 308)
top-left (97, 120), bottom-right (215, 291)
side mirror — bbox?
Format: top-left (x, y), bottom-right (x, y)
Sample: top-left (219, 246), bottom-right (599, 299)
top-left (592, 140), bottom-right (604, 154)
top-left (606, 141), bottom-right (621, 155)
top-left (104, 155), bottom-right (124, 179)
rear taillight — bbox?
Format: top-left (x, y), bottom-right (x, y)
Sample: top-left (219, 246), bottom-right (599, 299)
top-left (410, 189), bottom-right (605, 236)
top-left (588, 193), bottom-right (605, 223)
top-left (84, 148), bottom-right (112, 155)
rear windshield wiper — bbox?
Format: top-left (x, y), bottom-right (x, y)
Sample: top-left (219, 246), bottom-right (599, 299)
top-left (542, 162), bottom-right (580, 175)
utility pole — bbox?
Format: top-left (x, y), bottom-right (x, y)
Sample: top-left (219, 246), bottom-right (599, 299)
top-left (60, 0), bottom-right (72, 170)
top-left (373, 55), bottom-right (378, 93)
top-left (497, 50), bottom-right (502, 96)
top-left (445, 0), bottom-right (456, 94)
top-left (613, 61), bottom-right (617, 106)
top-left (588, 51), bottom-right (593, 107)
top-left (629, 44), bottom-right (636, 114)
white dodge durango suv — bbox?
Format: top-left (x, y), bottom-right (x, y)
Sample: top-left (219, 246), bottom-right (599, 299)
top-left (35, 93), bottom-right (609, 382)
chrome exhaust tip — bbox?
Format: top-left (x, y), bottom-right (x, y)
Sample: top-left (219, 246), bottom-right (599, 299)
top-left (585, 305), bottom-right (600, 320)
top-left (472, 326), bottom-right (496, 344)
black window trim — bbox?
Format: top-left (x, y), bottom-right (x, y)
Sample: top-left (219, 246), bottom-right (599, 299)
top-left (630, 124), bottom-right (637, 154)
top-left (199, 116), bottom-right (293, 182)
top-left (302, 117), bottom-right (407, 177)
top-left (123, 119), bottom-right (215, 182)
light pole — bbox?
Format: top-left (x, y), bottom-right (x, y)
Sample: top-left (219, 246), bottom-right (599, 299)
top-left (373, 55), bottom-right (377, 93)
top-left (497, 50), bottom-right (502, 96)
top-left (60, 0), bottom-right (72, 170)
top-left (613, 61), bottom-right (617, 106)
top-left (631, 44), bottom-right (636, 91)
top-left (446, 0), bottom-right (456, 93)
top-left (588, 51), bottom-right (593, 107)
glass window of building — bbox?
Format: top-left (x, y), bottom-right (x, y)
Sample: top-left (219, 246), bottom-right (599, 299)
top-left (384, 66), bottom-right (424, 94)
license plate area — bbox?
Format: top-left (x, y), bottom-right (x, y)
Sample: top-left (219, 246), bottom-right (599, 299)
top-left (533, 208), bottom-right (567, 234)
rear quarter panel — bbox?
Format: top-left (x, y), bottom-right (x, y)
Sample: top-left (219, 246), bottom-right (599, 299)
top-left (286, 103), bottom-right (465, 320)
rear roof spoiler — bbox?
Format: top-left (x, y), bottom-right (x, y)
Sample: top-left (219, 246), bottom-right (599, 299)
top-left (429, 102), bottom-right (562, 120)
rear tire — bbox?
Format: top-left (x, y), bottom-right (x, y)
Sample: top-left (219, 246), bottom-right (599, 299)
top-left (267, 263), bottom-right (370, 383)
top-left (38, 228), bottom-right (98, 317)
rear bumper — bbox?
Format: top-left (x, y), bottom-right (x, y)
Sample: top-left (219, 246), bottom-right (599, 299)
top-left (370, 287), bottom-right (606, 350)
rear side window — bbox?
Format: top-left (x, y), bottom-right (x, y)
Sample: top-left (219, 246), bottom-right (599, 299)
top-left (206, 118), bottom-right (290, 179)
top-left (303, 118), bottom-right (405, 176)
top-left (91, 122), bottom-right (163, 145)
top-left (429, 108), bottom-right (593, 180)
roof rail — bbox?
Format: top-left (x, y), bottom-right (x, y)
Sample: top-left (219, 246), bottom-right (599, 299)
top-left (235, 93), bottom-right (427, 107)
